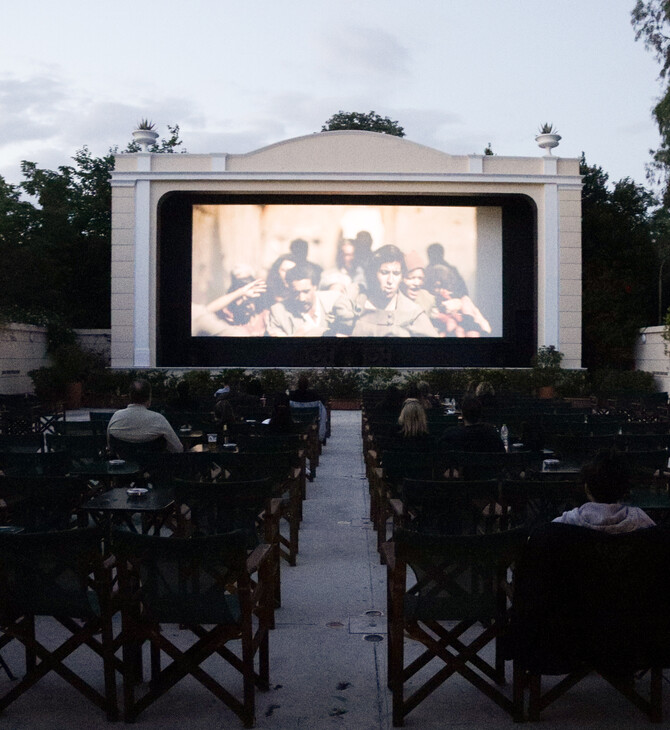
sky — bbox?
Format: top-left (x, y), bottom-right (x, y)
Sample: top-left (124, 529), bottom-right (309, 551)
top-left (0, 0), bottom-right (664, 190)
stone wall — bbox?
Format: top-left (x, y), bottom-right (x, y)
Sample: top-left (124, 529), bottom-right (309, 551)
top-left (0, 324), bottom-right (111, 395)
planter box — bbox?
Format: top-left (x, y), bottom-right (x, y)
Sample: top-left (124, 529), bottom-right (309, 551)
top-left (329, 398), bottom-right (361, 410)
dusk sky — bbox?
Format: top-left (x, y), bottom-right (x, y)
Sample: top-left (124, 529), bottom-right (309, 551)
top-left (0, 0), bottom-right (663, 190)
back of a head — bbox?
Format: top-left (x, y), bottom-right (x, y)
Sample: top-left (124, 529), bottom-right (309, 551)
top-left (297, 374), bottom-right (310, 392)
top-left (582, 449), bottom-right (631, 503)
top-left (475, 381), bottom-right (495, 397)
top-left (460, 396), bottom-right (482, 424)
top-left (398, 398), bottom-right (428, 438)
top-left (129, 379), bottom-right (151, 405)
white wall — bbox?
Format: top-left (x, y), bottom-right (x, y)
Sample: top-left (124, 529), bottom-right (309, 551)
top-left (634, 326), bottom-right (670, 393)
top-left (0, 324), bottom-right (110, 395)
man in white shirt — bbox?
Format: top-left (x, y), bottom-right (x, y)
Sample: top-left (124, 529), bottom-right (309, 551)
top-left (107, 380), bottom-right (184, 453)
top-left (267, 263), bottom-right (338, 337)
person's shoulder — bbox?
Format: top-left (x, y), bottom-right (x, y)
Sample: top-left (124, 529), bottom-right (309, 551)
top-left (269, 300), bottom-right (290, 316)
top-left (317, 289), bottom-right (340, 309)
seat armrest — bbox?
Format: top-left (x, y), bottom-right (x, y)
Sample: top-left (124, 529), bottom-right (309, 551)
top-left (389, 498), bottom-right (404, 517)
top-left (247, 543), bottom-right (272, 574)
top-left (380, 541), bottom-right (395, 570)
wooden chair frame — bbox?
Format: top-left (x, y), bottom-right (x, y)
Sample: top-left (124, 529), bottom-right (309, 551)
top-left (0, 528), bottom-right (119, 720)
top-left (383, 528), bottom-right (527, 726)
top-left (113, 530), bottom-right (272, 727)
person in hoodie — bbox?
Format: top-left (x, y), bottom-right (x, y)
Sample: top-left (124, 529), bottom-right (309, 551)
top-left (553, 449), bottom-right (655, 533)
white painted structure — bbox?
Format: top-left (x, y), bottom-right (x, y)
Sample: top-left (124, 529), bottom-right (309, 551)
top-left (110, 131), bottom-right (582, 369)
top-left (634, 326), bottom-right (670, 392)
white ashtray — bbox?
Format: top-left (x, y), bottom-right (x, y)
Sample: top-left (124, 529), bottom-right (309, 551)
top-left (108, 459), bottom-right (125, 466)
top-left (512, 443), bottom-right (524, 448)
top-left (126, 487), bottom-right (148, 497)
top-left (223, 443), bottom-right (237, 449)
top-left (542, 459), bottom-right (560, 471)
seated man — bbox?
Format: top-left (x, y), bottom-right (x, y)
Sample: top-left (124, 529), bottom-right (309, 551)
top-left (267, 263), bottom-right (338, 337)
top-left (553, 449), bottom-right (655, 532)
top-left (107, 380), bottom-right (184, 453)
top-left (439, 396), bottom-right (504, 452)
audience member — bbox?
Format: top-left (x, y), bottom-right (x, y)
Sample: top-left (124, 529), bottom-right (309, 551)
top-left (107, 379), bottom-right (183, 453)
top-left (290, 374), bottom-right (323, 404)
top-left (397, 398), bottom-right (434, 450)
top-left (265, 392), bottom-right (299, 433)
top-left (553, 450), bottom-right (655, 532)
top-left (439, 396), bottom-right (504, 452)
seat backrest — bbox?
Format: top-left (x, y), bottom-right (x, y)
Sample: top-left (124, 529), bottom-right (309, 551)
top-left (112, 529), bottom-right (249, 625)
top-left (500, 478), bottom-right (584, 530)
top-left (394, 527), bottom-right (527, 622)
top-left (0, 528), bottom-right (104, 620)
top-left (401, 478), bottom-right (500, 535)
top-left (174, 477), bottom-right (273, 540)
top-left (2, 475), bottom-right (88, 532)
top-left (510, 523), bottom-right (670, 674)
top-left (108, 435), bottom-right (167, 462)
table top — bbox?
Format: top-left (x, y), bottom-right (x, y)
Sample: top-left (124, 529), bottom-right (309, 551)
top-left (69, 460), bottom-right (142, 478)
top-left (81, 487), bottom-right (175, 514)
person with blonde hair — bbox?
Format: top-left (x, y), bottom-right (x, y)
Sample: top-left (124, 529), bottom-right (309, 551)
top-left (397, 398), bottom-right (434, 450)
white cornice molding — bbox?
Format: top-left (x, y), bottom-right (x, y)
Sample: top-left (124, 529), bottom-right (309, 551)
top-left (111, 170), bottom-right (583, 188)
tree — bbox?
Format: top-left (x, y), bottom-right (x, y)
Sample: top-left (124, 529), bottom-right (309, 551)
top-left (632, 1), bottom-right (670, 203)
top-left (1, 124), bottom-right (185, 329)
top-left (321, 111), bottom-right (405, 136)
top-left (581, 154), bottom-right (658, 369)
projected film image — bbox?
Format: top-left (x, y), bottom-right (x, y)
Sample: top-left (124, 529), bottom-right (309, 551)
top-left (191, 203), bottom-right (502, 339)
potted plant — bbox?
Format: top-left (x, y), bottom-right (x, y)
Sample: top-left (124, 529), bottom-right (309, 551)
top-left (535, 123), bottom-right (561, 154)
top-left (132, 119), bottom-right (159, 151)
top-left (531, 345), bottom-right (564, 399)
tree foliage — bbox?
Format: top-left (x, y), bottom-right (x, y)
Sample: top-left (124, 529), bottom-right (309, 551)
top-left (0, 124), bottom-right (185, 329)
top-left (581, 154), bottom-right (658, 369)
top-left (632, 1), bottom-right (670, 202)
top-left (321, 111), bottom-right (405, 136)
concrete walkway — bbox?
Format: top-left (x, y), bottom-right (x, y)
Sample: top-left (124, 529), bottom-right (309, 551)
top-left (1, 410), bottom-right (669, 728)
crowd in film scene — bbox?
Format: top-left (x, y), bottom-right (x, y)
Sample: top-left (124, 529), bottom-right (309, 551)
top-left (192, 233), bottom-right (492, 338)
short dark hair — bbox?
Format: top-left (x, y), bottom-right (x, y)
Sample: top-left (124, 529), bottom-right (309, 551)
top-left (581, 449), bottom-right (631, 503)
top-left (460, 396), bottom-right (482, 424)
top-left (371, 245), bottom-right (406, 275)
top-left (129, 379), bottom-right (151, 404)
top-left (286, 262), bottom-right (319, 287)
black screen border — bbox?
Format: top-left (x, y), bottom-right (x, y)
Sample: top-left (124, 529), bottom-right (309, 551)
top-left (157, 192), bottom-right (537, 368)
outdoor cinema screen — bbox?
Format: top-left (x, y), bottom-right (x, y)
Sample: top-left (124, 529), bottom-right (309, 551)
top-left (157, 192), bottom-right (536, 368)
top-left (191, 203), bottom-right (503, 340)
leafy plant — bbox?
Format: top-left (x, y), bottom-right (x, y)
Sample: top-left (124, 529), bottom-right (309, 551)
top-left (136, 118), bottom-right (156, 131)
top-left (537, 122), bottom-right (558, 135)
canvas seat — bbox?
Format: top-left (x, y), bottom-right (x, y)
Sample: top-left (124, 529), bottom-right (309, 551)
top-left (113, 529), bottom-right (273, 727)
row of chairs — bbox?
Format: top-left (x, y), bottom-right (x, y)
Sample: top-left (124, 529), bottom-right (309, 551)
top-left (0, 526), bottom-right (273, 726)
top-left (383, 523), bottom-right (670, 724)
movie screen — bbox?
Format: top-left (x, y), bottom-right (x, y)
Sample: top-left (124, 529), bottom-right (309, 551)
top-left (191, 203), bottom-right (502, 339)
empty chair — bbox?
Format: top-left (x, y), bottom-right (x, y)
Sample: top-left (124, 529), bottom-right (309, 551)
top-left (113, 529), bottom-right (273, 727)
top-left (383, 528), bottom-right (527, 725)
top-left (0, 528), bottom-right (118, 720)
